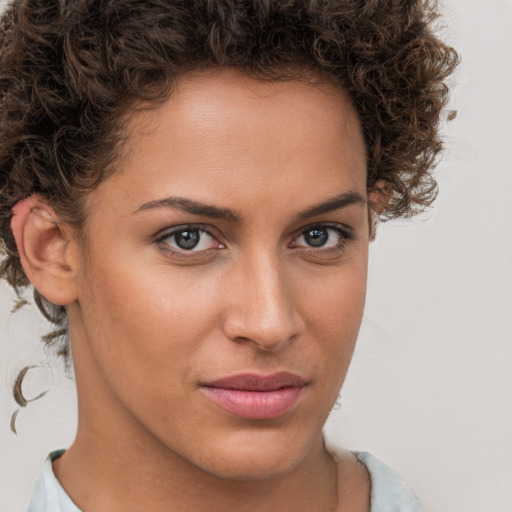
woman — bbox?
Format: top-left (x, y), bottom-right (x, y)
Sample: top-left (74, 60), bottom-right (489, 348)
top-left (0, 0), bottom-right (458, 510)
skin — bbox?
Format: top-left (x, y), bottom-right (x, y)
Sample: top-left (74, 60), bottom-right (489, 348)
top-left (26, 69), bottom-right (374, 511)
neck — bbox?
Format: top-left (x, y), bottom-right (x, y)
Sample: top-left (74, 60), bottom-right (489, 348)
top-left (55, 421), bottom-right (338, 512)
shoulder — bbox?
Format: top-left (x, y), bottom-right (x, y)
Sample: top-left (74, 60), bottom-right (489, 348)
top-left (328, 447), bottom-right (424, 512)
top-left (355, 451), bottom-right (425, 512)
top-left (28, 451), bottom-right (81, 512)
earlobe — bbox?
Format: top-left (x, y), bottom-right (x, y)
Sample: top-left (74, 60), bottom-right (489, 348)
top-left (11, 195), bottom-right (79, 306)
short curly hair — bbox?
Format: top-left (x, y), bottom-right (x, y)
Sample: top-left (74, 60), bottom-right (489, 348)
top-left (0, 0), bottom-right (458, 331)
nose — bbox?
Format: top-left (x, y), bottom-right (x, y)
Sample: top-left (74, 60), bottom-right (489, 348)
top-left (222, 253), bottom-right (303, 352)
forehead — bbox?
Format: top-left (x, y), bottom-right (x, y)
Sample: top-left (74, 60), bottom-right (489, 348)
top-left (88, 68), bottom-right (367, 220)
top-left (128, 68), bottom-right (364, 153)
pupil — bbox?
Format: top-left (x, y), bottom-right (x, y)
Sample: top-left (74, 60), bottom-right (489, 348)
top-left (175, 230), bottom-right (200, 250)
top-left (305, 228), bottom-right (328, 247)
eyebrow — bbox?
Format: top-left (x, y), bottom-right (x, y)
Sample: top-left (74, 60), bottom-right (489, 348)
top-left (295, 191), bottom-right (366, 221)
top-left (133, 191), bottom-right (366, 222)
top-left (134, 197), bottom-right (241, 221)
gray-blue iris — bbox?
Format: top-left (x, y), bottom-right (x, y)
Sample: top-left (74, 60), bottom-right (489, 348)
top-left (305, 228), bottom-right (328, 247)
top-left (175, 230), bottom-right (200, 249)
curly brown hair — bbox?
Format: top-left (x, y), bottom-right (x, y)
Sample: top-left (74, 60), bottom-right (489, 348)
top-left (0, 0), bottom-right (458, 338)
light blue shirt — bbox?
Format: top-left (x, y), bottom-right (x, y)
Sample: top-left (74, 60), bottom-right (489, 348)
top-left (28, 450), bottom-right (424, 512)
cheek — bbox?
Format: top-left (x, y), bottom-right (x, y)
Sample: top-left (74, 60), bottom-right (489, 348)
top-left (301, 253), bottom-right (368, 331)
top-left (76, 254), bottom-right (219, 390)
top-left (77, 238), bottom-right (367, 402)
top-left (82, 245), bottom-right (215, 331)
top-left (299, 256), bottom-right (368, 383)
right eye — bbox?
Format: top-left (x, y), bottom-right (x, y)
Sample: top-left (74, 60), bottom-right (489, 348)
top-left (155, 225), bottom-right (224, 257)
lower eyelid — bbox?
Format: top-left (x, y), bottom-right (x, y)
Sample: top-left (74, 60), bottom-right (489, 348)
top-left (154, 224), bottom-right (353, 257)
top-left (293, 226), bottom-right (352, 248)
top-left (156, 225), bottom-right (210, 241)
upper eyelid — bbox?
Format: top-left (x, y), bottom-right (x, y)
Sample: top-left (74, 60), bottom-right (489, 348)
top-left (154, 224), bottom-right (218, 241)
top-left (153, 222), bottom-right (355, 249)
top-left (291, 222), bottom-right (356, 241)
top-left (154, 225), bottom-right (222, 257)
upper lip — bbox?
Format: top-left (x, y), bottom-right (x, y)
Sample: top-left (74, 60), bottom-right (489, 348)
top-left (201, 372), bottom-right (306, 392)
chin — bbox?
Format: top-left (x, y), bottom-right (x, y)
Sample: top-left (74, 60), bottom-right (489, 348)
top-left (198, 451), bottom-right (303, 482)
top-left (185, 427), bottom-right (321, 482)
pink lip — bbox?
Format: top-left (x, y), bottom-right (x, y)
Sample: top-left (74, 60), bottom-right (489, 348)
top-left (201, 372), bottom-right (306, 420)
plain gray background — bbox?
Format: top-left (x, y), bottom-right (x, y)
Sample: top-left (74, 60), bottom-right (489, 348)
top-left (1, 0), bottom-right (511, 511)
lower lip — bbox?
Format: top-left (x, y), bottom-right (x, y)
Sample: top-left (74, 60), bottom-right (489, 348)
top-left (201, 386), bottom-right (304, 419)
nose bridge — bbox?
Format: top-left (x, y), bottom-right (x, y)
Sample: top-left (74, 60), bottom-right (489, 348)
top-left (223, 248), bottom-right (300, 350)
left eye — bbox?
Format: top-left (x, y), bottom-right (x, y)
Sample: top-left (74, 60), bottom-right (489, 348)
top-left (156, 227), bottom-right (222, 253)
top-left (293, 225), bottom-right (348, 249)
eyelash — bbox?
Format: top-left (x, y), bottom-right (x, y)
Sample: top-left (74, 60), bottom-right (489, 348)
top-left (290, 224), bottom-right (354, 254)
top-left (154, 224), bottom-right (222, 258)
top-left (154, 223), bottom-right (354, 259)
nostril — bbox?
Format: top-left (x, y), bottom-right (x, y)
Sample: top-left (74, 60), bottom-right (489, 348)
top-left (233, 335), bottom-right (251, 343)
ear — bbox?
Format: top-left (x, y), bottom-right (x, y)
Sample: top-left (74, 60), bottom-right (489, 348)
top-left (11, 195), bottom-right (79, 306)
top-left (367, 182), bottom-right (393, 241)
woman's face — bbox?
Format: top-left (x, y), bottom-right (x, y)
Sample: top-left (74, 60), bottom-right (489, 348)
top-left (68, 69), bottom-right (369, 480)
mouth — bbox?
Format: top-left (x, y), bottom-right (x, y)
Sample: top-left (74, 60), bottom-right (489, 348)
top-left (200, 372), bottom-right (307, 420)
